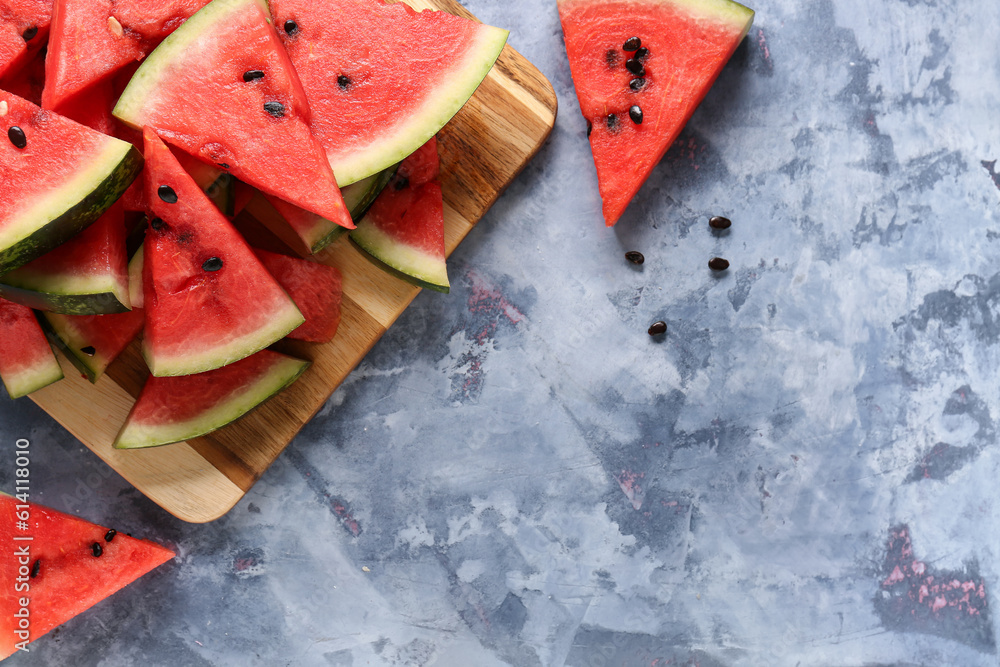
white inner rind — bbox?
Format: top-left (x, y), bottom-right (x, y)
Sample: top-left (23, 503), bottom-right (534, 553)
top-left (331, 25), bottom-right (509, 186)
top-left (142, 300), bottom-right (305, 378)
top-left (1, 141), bottom-right (133, 252)
top-left (2, 357), bottom-right (63, 399)
top-left (114, 356), bottom-right (309, 449)
top-left (351, 221), bottom-right (449, 290)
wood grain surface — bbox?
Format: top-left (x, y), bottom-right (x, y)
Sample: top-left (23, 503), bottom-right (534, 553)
top-left (28, 0), bottom-right (558, 523)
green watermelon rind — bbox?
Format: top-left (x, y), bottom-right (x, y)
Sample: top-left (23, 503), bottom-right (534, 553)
top-left (37, 312), bottom-right (108, 383)
top-left (113, 354), bottom-right (310, 449)
top-left (1, 345), bottom-right (63, 399)
top-left (348, 228), bottom-right (450, 294)
top-left (0, 280), bottom-right (130, 315)
top-left (343, 165), bottom-right (398, 223)
top-left (112, 0), bottom-right (271, 129)
top-left (141, 299), bottom-right (304, 378)
top-left (0, 142), bottom-right (143, 275)
top-left (329, 26), bottom-right (510, 187)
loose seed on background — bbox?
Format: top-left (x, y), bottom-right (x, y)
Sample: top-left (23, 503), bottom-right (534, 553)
top-left (629, 78), bottom-right (646, 92)
top-left (8, 126), bottom-right (26, 149)
top-left (623, 36), bottom-right (641, 51)
top-left (625, 251), bottom-right (644, 264)
top-left (629, 105), bottom-right (643, 124)
top-left (264, 101), bottom-right (285, 118)
top-left (709, 215), bottom-right (732, 230)
top-left (243, 70), bottom-right (265, 82)
top-left (708, 257), bottom-right (730, 271)
top-left (22, 26), bottom-right (38, 41)
top-left (91, 542), bottom-right (103, 557)
top-left (284, 19), bottom-right (298, 35)
top-left (202, 257), bottom-right (224, 272)
top-left (158, 185), bottom-right (178, 203)
top-left (648, 321), bottom-right (667, 336)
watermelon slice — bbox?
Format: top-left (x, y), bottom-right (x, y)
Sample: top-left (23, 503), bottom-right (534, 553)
top-left (0, 297), bottom-right (62, 397)
top-left (253, 248), bottom-right (342, 343)
top-left (141, 126), bottom-right (303, 377)
top-left (0, 0), bottom-right (51, 82)
top-left (40, 308), bottom-right (144, 382)
top-left (114, 348), bottom-right (309, 448)
top-left (113, 0), bottom-right (354, 229)
top-left (0, 493), bottom-right (174, 659)
top-left (42, 0), bottom-right (210, 111)
top-left (351, 137), bottom-right (449, 293)
top-left (0, 201), bottom-right (131, 314)
top-left (0, 38), bottom-right (46, 105)
top-left (268, 0), bottom-right (508, 187)
top-left (0, 89), bottom-right (143, 274)
top-left (557, 0), bottom-right (754, 226)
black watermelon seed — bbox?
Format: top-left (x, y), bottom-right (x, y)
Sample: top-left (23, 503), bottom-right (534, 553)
top-left (635, 46), bottom-right (649, 60)
top-left (709, 257), bottom-right (730, 271)
top-left (606, 113), bottom-right (618, 130)
top-left (80, 346), bottom-right (96, 357)
top-left (157, 185), bottom-right (177, 203)
top-left (149, 217), bottom-right (165, 230)
top-left (393, 175), bottom-right (409, 191)
top-left (629, 105), bottom-right (643, 124)
top-left (242, 69), bottom-right (265, 82)
top-left (202, 256), bottom-right (224, 272)
top-left (605, 49), bottom-right (619, 67)
top-left (104, 529), bottom-right (117, 542)
top-left (623, 36), bottom-right (641, 51)
top-left (8, 126), bottom-right (26, 149)
top-left (217, 162), bottom-right (230, 170)
top-left (22, 26), bottom-right (38, 41)
top-left (629, 78), bottom-right (646, 92)
top-left (625, 59), bottom-right (644, 76)
top-left (337, 74), bottom-right (350, 89)
top-left (91, 542), bottom-right (103, 557)
top-left (586, 120), bottom-right (592, 137)
top-left (709, 215), bottom-right (732, 230)
top-left (30, 559), bottom-right (40, 578)
top-left (264, 101), bottom-right (285, 118)
top-left (625, 251), bottom-right (644, 264)
top-left (648, 321), bottom-right (667, 336)
top-left (284, 19), bottom-right (298, 35)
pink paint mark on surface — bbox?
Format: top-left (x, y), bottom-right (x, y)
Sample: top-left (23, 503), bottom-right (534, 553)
top-left (615, 469), bottom-right (645, 510)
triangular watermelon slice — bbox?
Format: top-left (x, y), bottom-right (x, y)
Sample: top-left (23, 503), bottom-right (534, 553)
top-left (0, 89), bottom-right (143, 274)
top-left (113, 0), bottom-right (353, 230)
top-left (114, 348), bottom-right (309, 448)
top-left (268, 0), bottom-right (508, 187)
top-left (350, 137), bottom-right (449, 293)
top-left (252, 248), bottom-right (342, 343)
top-left (40, 307), bottom-right (144, 382)
top-left (0, 296), bottom-right (62, 397)
top-left (557, 0), bottom-right (754, 226)
top-left (0, 493), bottom-right (174, 659)
top-left (141, 126), bottom-right (304, 377)
top-left (42, 0), bottom-right (209, 111)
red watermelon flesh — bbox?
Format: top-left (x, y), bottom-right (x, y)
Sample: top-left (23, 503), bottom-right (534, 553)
top-left (558, 0), bottom-right (754, 226)
top-left (141, 126), bottom-right (304, 377)
top-left (113, 348), bottom-right (309, 448)
top-left (40, 307), bottom-right (144, 382)
top-left (350, 137), bottom-right (449, 293)
top-left (0, 297), bottom-right (62, 397)
top-left (252, 248), bottom-right (342, 343)
top-left (0, 0), bottom-right (51, 81)
top-left (268, 0), bottom-right (508, 187)
top-left (42, 0), bottom-right (209, 111)
top-left (113, 0), bottom-right (354, 230)
top-left (0, 493), bottom-right (174, 659)
top-left (0, 36), bottom-right (46, 104)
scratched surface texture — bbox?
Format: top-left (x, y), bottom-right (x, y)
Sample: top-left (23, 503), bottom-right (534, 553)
top-left (3, 0), bottom-right (1000, 664)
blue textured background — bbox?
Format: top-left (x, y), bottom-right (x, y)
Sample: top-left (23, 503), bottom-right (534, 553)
top-left (3, 0), bottom-right (1000, 664)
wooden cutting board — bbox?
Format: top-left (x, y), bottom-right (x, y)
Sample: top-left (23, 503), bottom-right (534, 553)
top-left (28, 0), bottom-right (558, 523)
